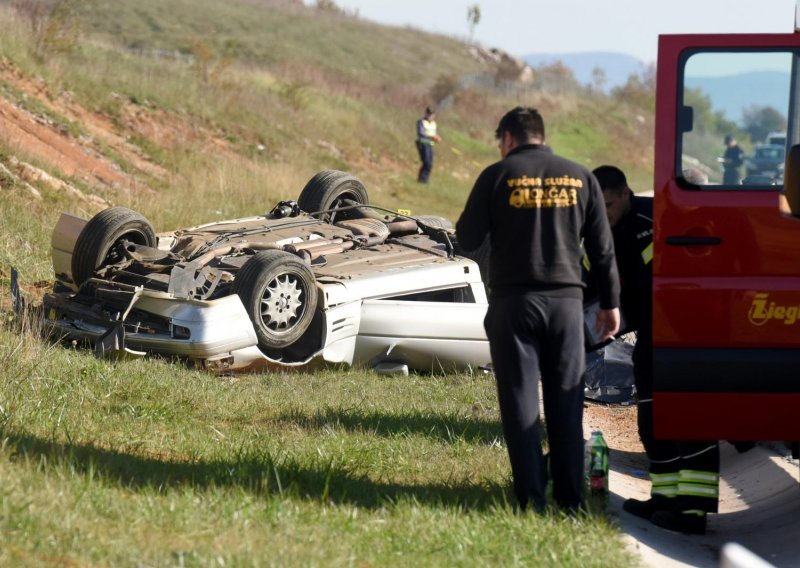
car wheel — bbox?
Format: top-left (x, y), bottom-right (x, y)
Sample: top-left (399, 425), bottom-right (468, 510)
top-left (297, 170), bottom-right (369, 222)
top-left (71, 207), bottom-right (157, 287)
top-left (234, 250), bottom-right (319, 356)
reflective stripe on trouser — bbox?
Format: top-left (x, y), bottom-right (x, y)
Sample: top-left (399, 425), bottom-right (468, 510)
top-left (645, 436), bottom-right (719, 513)
top-left (633, 333), bottom-right (719, 513)
top-left (650, 471), bottom-right (679, 499)
top-left (678, 468), bottom-right (720, 502)
top-left (649, 464), bottom-right (719, 509)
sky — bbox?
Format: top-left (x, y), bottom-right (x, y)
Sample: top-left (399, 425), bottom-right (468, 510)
top-left (325, 0), bottom-right (798, 63)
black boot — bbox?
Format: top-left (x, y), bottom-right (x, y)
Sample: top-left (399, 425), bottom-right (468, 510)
top-left (650, 510), bottom-right (707, 535)
top-left (622, 495), bottom-right (673, 520)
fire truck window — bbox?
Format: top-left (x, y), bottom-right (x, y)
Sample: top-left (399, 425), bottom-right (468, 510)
top-left (680, 52), bottom-right (793, 189)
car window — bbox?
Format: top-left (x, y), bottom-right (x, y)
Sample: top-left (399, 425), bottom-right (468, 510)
top-left (767, 132), bottom-right (786, 146)
top-left (381, 285), bottom-right (476, 303)
top-left (755, 147), bottom-right (782, 159)
top-left (677, 50), bottom-right (796, 190)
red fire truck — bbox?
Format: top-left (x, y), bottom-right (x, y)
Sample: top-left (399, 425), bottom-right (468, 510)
top-left (652, 19), bottom-right (800, 458)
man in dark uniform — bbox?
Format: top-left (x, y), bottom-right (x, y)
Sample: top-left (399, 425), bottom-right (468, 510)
top-left (721, 134), bottom-right (744, 185)
top-left (456, 107), bottom-right (620, 513)
top-left (593, 165), bottom-right (719, 535)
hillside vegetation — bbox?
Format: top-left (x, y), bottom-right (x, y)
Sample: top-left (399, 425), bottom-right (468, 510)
top-left (0, 0), bottom-right (649, 565)
top-left (0, 0), bottom-right (654, 246)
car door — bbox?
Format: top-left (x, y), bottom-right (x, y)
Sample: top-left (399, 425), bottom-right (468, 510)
top-left (355, 285), bottom-right (491, 372)
top-left (653, 33), bottom-right (800, 440)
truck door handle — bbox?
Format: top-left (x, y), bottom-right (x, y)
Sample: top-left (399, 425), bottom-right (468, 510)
top-left (665, 236), bottom-right (722, 246)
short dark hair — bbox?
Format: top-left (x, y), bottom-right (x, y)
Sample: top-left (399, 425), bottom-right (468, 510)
top-left (593, 165), bottom-right (628, 194)
top-left (495, 107), bottom-right (545, 144)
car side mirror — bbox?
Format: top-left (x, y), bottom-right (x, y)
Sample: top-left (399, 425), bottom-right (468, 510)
top-left (782, 144), bottom-right (800, 217)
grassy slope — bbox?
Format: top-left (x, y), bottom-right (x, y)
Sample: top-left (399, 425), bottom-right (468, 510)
top-left (0, 1), bottom-right (649, 564)
top-left (2, 0), bottom-right (653, 227)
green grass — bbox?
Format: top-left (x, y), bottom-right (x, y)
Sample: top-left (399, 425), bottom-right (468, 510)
top-left (0, 190), bottom-right (62, 284)
top-left (0, 316), bottom-right (632, 566)
top-left (82, 0), bottom-right (484, 88)
top-left (0, 180), bottom-right (636, 566)
top-left (0, 171), bottom-right (635, 566)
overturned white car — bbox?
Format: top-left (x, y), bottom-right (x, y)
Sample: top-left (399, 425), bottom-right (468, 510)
top-left (42, 170), bottom-right (492, 373)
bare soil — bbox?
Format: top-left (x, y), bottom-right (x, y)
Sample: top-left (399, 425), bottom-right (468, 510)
top-left (0, 58), bottom-right (238, 202)
top-left (584, 400), bottom-right (642, 454)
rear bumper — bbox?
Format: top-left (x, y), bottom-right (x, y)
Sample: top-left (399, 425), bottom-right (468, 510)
top-left (43, 292), bottom-right (258, 359)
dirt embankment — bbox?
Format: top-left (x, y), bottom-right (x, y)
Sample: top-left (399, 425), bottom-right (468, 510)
top-left (0, 58), bottom-right (238, 210)
top-left (0, 61), bottom-right (150, 200)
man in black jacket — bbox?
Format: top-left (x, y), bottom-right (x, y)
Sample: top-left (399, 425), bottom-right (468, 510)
top-left (594, 165), bottom-right (719, 535)
top-left (456, 107), bottom-right (620, 513)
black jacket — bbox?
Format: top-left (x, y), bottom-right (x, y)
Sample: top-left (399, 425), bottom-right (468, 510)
top-left (456, 144), bottom-right (620, 309)
top-left (611, 194), bottom-right (653, 333)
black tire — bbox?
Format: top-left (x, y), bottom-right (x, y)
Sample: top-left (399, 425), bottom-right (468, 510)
top-left (297, 170), bottom-right (369, 222)
top-left (233, 250), bottom-right (318, 356)
top-left (71, 207), bottom-right (157, 287)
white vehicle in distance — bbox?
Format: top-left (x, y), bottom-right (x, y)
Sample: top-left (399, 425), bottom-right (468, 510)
top-left (42, 170), bottom-right (491, 374)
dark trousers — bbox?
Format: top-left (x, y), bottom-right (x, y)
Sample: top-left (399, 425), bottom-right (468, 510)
top-left (634, 332), bottom-right (720, 513)
top-left (416, 141), bottom-right (433, 183)
top-left (722, 168), bottom-right (740, 185)
top-left (485, 293), bottom-right (585, 512)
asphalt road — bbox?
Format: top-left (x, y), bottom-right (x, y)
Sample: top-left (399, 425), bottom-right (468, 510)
top-left (609, 440), bottom-right (800, 567)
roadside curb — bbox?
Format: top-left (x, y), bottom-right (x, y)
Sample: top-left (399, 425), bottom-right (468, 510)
top-left (609, 440), bottom-right (800, 567)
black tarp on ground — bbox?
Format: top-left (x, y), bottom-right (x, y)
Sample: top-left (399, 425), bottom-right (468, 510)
top-left (584, 338), bottom-right (636, 404)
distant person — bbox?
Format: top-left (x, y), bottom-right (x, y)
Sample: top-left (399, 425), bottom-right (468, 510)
top-left (593, 165), bottom-right (721, 536)
top-left (721, 135), bottom-right (744, 185)
top-left (456, 107), bottom-right (620, 514)
top-left (416, 107), bottom-right (442, 183)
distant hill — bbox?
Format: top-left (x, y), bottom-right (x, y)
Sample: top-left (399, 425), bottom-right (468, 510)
top-left (523, 52), bottom-right (791, 125)
top-left (685, 71), bottom-right (791, 124)
top-left (522, 51), bottom-right (649, 89)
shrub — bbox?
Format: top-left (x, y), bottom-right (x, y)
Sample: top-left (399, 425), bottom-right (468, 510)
top-left (12, 0), bottom-right (90, 59)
